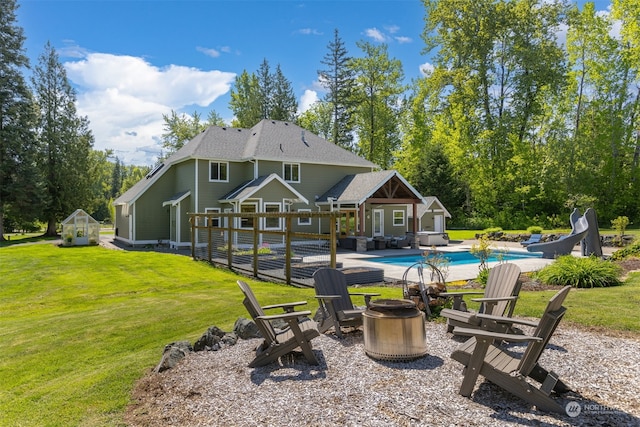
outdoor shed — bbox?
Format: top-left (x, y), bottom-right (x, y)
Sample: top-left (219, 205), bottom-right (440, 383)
top-left (61, 209), bottom-right (100, 246)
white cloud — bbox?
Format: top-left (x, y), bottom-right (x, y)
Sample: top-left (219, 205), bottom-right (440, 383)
top-left (197, 46), bottom-right (221, 58)
top-left (364, 27), bottom-right (387, 42)
top-left (419, 62), bottom-right (434, 76)
top-left (298, 89), bottom-right (319, 114)
top-left (296, 28), bottom-right (323, 36)
top-left (395, 36), bottom-right (412, 44)
top-left (64, 53), bottom-right (236, 165)
top-left (385, 25), bottom-right (400, 34)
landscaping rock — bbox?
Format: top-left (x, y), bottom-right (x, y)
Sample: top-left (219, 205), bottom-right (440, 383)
top-left (194, 326), bottom-right (227, 351)
top-left (155, 341), bottom-right (193, 373)
top-left (233, 317), bottom-right (261, 339)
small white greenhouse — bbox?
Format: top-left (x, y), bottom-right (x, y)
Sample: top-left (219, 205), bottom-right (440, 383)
top-left (61, 209), bottom-right (100, 246)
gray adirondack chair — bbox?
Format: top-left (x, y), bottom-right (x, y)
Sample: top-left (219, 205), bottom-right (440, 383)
top-left (440, 263), bottom-right (522, 333)
top-left (237, 280), bottom-right (320, 367)
top-left (312, 268), bottom-right (380, 338)
top-left (450, 286), bottom-right (572, 413)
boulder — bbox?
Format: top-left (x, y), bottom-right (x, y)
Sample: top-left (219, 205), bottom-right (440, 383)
top-left (233, 317), bottom-right (261, 339)
top-left (154, 341), bottom-right (192, 373)
top-left (194, 326), bottom-right (227, 351)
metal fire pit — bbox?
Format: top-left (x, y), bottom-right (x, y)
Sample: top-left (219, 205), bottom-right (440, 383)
top-left (363, 299), bottom-right (427, 361)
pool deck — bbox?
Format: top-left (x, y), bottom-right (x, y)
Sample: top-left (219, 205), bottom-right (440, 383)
top-left (337, 239), bottom-right (616, 284)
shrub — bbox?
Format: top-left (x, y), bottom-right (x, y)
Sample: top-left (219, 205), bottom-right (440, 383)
top-left (471, 235), bottom-right (494, 286)
top-left (533, 255), bottom-right (622, 288)
top-left (610, 241), bottom-right (640, 261)
top-left (611, 215), bottom-right (630, 238)
top-left (527, 225), bottom-right (543, 235)
top-left (476, 268), bottom-right (490, 286)
top-left (483, 226), bottom-right (503, 234)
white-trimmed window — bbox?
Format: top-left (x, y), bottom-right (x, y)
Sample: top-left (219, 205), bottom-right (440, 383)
top-left (209, 161), bottom-right (229, 182)
top-left (393, 210), bottom-right (405, 227)
top-left (264, 203), bottom-right (282, 229)
top-left (240, 203), bottom-right (257, 229)
top-left (298, 209), bottom-right (311, 225)
top-left (204, 208), bottom-right (221, 227)
top-left (283, 163), bottom-right (300, 183)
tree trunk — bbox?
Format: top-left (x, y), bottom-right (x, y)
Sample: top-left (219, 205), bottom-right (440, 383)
top-left (0, 210), bottom-right (5, 241)
top-left (45, 217), bottom-right (58, 236)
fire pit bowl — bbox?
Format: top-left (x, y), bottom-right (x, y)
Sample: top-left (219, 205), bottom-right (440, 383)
top-left (363, 299), bottom-right (427, 361)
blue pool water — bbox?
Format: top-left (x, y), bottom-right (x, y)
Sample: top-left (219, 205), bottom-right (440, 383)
top-left (365, 250), bottom-right (541, 268)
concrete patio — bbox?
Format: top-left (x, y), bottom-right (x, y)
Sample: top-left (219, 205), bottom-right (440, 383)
top-left (337, 239), bottom-right (617, 284)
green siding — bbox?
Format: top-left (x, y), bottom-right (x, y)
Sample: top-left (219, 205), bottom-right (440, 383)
top-left (195, 159), bottom-right (254, 212)
top-left (133, 168), bottom-right (175, 241)
top-left (114, 205), bottom-right (129, 239)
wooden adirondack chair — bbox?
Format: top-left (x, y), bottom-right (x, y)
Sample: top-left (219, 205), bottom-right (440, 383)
top-left (440, 263), bottom-right (522, 333)
top-left (312, 268), bottom-right (380, 338)
top-left (450, 286), bottom-right (572, 413)
top-left (237, 280), bottom-right (320, 368)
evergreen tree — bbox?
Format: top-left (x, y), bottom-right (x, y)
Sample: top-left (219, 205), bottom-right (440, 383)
top-left (0, 0), bottom-right (39, 240)
top-left (111, 156), bottom-right (123, 199)
top-left (32, 42), bottom-right (95, 236)
top-left (318, 29), bottom-right (356, 149)
top-left (271, 64), bottom-right (298, 121)
top-left (230, 60), bottom-right (297, 127)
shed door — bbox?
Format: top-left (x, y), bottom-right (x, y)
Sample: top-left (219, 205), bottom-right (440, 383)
top-left (434, 214), bottom-right (444, 232)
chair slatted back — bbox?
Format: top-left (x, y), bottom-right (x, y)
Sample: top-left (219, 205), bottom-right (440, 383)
top-left (313, 268), bottom-right (354, 313)
top-left (237, 280), bottom-right (277, 344)
top-left (518, 286), bottom-right (571, 375)
top-left (480, 263), bottom-right (522, 316)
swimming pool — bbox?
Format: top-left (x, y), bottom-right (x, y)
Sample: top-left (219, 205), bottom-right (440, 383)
top-left (365, 250), bottom-right (541, 268)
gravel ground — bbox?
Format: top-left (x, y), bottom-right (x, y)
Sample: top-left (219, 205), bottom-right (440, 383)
top-left (125, 321), bottom-right (640, 427)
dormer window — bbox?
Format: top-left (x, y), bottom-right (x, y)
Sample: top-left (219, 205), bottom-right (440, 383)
top-left (210, 161), bottom-right (229, 182)
top-left (283, 163), bottom-right (300, 183)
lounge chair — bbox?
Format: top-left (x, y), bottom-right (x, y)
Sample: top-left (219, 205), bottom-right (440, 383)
top-left (312, 268), bottom-right (380, 337)
top-left (237, 280), bottom-right (320, 367)
top-left (520, 233), bottom-right (542, 247)
top-left (440, 263), bottom-right (521, 334)
top-left (450, 286), bottom-right (572, 413)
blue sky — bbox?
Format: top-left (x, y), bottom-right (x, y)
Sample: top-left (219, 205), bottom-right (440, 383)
top-left (16, 0), bottom-right (612, 165)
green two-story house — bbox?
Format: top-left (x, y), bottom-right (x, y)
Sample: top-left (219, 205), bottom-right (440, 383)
top-left (113, 119), bottom-right (449, 248)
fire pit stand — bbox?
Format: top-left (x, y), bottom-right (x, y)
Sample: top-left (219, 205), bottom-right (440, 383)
top-left (362, 299), bottom-right (427, 361)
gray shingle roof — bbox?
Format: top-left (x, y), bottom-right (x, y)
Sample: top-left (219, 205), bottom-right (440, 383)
top-left (168, 119), bottom-right (377, 167)
top-left (317, 170), bottom-right (426, 204)
top-left (220, 173), bottom-right (308, 204)
top-left (114, 119), bottom-right (377, 205)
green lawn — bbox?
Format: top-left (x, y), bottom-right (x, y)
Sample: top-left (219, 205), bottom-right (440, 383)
top-left (1, 242), bottom-right (638, 426)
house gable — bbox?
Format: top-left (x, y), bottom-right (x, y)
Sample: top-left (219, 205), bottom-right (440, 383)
top-left (220, 173), bottom-right (308, 205)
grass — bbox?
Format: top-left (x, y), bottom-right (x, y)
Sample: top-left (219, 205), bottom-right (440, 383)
top-left (447, 228), bottom-right (640, 241)
top-left (0, 243), bottom-right (397, 426)
top-left (2, 241), bottom-right (639, 426)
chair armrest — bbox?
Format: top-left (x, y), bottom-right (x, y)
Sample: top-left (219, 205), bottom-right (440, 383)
top-left (474, 313), bottom-right (539, 328)
top-left (261, 301), bottom-right (308, 313)
top-left (470, 296), bottom-right (518, 303)
top-left (349, 292), bottom-right (381, 297)
top-left (452, 326), bottom-right (543, 343)
top-left (256, 310), bottom-right (312, 321)
top-left (350, 292), bottom-right (381, 307)
top-left (438, 291), bottom-right (484, 297)
top-left (314, 294), bottom-right (342, 300)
